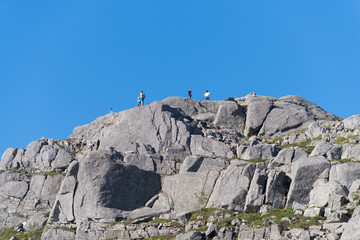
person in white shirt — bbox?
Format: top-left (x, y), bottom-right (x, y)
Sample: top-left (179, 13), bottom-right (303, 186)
top-left (204, 90), bottom-right (211, 101)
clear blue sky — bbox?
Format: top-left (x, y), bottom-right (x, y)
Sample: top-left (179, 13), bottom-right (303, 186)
top-left (1, 1), bottom-right (360, 156)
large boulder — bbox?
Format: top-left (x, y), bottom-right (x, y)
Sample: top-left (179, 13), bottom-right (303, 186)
top-left (49, 161), bottom-right (79, 223)
top-left (310, 141), bottom-right (342, 160)
top-left (340, 206), bottom-right (360, 240)
top-left (341, 145), bottom-right (360, 161)
top-left (286, 156), bottom-right (330, 209)
top-left (73, 150), bottom-right (161, 222)
top-left (213, 101), bottom-right (246, 132)
top-left (162, 170), bottom-right (220, 212)
top-left (70, 102), bottom-right (192, 156)
top-left (0, 138), bottom-right (73, 172)
top-left (179, 155), bottom-right (228, 173)
top-left (309, 179), bottom-right (348, 208)
top-left (342, 114), bottom-right (360, 130)
top-left (270, 147), bottom-right (307, 167)
top-left (190, 135), bottom-right (234, 158)
top-left (265, 169), bottom-right (290, 208)
top-left (240, 142), bottom-right (279, 160)
top-left (244, 97), bottom-right (273, 137)
top-left (0, 148), bottom-right (25, 170)
top-left (330, 162), bottom-right (360, 190)
top-left (258, 95), bottom-right (339, 137)
top-left (244, 165), bottom-right (267, 212)
top-left (206, 160), bottom-right (256, 211)
top-left (258, 101), bottom-right (314, 137)
top-left (161, 97), bottom-right (221, 122)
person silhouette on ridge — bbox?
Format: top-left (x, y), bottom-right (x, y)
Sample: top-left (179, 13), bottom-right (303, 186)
top-left (204, 90), bottom-right (211, 101)
top-left (138, 91), bottom-right (146, 106)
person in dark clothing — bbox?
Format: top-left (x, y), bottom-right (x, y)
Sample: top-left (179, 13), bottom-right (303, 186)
top-left (188, 89), bottom-right (192, 98)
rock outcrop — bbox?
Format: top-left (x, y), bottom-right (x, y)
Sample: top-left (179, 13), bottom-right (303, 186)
top-left (1, 94), bottom-right (359, 240)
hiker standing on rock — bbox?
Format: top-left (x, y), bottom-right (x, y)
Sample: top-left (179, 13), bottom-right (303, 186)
top-left (188, 89), bottom-right (192, 98)
top-left (204, 90), bottom-right (211, 101)
top-left (138, 91), bottom-right (146, 106)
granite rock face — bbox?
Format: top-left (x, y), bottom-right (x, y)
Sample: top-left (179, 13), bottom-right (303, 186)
top-left (1, 94), bottom-right (359, 240)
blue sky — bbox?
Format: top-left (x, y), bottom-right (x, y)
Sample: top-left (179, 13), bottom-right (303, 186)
top-left (1, 1), bottom-right (360, 155)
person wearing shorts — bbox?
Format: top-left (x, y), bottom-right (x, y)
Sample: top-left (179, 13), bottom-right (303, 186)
top-left (138, 91), bottom-right (146, 106)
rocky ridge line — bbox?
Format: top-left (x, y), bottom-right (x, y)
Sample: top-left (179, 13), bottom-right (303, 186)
top-left (0, 94), bottom-right (360, 240)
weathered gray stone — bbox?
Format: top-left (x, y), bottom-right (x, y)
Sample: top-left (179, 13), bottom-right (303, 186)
top-left (24, 212), bottom-right (47, 232)
top-left (241, 142), bottom-right (279, 160)
top-left (258, 95), bottom-right (338, 137)
top-left (180, 156), bottom-right (228, 173)
top-left (162, 170), bottom-right (220, 212)
top-left (0, 148), bottom-right (22, 170)
top-left (123, 154), bottom-right (155, 172)
top-left (265, 169), bottom-right (289, 209)
top-left (73, 150), bottom-right (161, 221)
top-left (176, 211), bottom-right (192, 224)
top-left (161, 97), bottom-right (221, 122)
top-left (258, 101), bottom-right (313, 137)
top-left (309, 180), bottom-right (348, 208)
top-left (340, 206), bottom-right (360, 240)
top-left (244, 98), bottom-right (273, 137)
top-left (303, 207), bottom-right (324, 217)
top-left (348, 179), bottom-right (360, 205)
top-left (0, 181), bottom-right (28, 198)
top-left (207, 160), bottom-right (256, 211)
top-left (306, 121), bottom-right (327, 139)
top-left (341, 145), bottom-right (360, 161)
top-left (190, 135), bottom-right (234, 158)
top-left (245, 166), bottom-right (267, 212)
top-left (288, 133), bottom-right (308, 144)
top-left (270, 147), bottom-right (307, 167)
top-left (283, 228), bottom-right (311, 240)
top-left (205, 223), bottom-right (219, 238)
top-left (330, 162), bottom-right (360, 190)
top-left (237, 228), bottom-right (267, 240)
top-left (176, 231), bottom-right (204, 240)
top-left (343, 114), bottom-right (360, 130)
top-left (70, 101), bottom-right (192, 156)
top-left (325, 210), bottom-right (349, 223)
top-left (286, 156), bottom-right (330, 209)
top-left (214, 101), bottom-right (246, 132)
top-left (41, 227), bottom-right (76, 240)
top-left (310, 141), bottom-right (342, 160)
top-left (49, 161), bottom-right (79, 223)
top-left (51, 148), bottom-right (73, 169)
top-left (270, 224), bottom-right (282, 239)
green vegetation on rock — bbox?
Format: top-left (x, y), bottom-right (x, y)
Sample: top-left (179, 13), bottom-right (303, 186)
top-left (0, 228), bottom-right (43, 240)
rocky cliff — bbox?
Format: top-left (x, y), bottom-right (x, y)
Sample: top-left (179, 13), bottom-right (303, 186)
top-left (1, 94), bottom-right (360, 240)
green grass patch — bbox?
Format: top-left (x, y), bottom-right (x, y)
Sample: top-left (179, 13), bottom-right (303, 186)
top-left (313, 135), bottom-right (322, 141)
top-left (279, 139), bottom-right (314, 154)
top-left (148, 218), bottom-right (171, 224)
top-left (0, 228), bottom-right (44, 240)
top-left (197, 225), bottom-right (208, 231)
top-left (4, 169), bottom-right (63, 177)
top-left (336, 136), bottom-right (346, 143)
top-left (170, 221), bottom-right (183, 228)
top-left (189, 208), bottom-right (233, 222)
top-left (104, 122), bottom-right (114, 126)
top-left (206, 208), bottom-right (325, 231)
